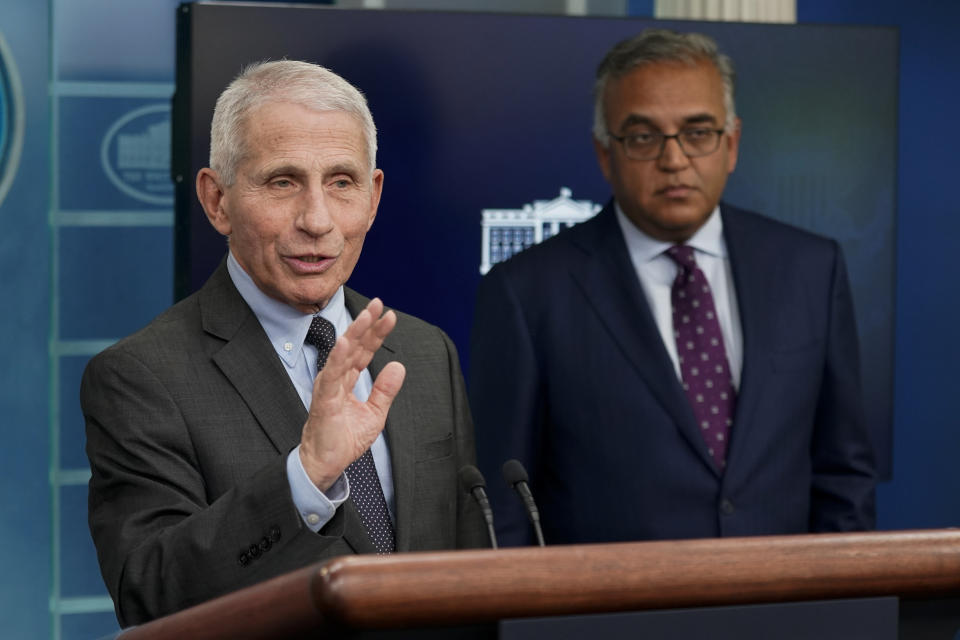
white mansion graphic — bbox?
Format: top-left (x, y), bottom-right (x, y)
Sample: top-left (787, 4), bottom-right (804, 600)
top-left (118, 121), bottom-right (170, 170)
top-left (479, 188), bottom-right (601, 274)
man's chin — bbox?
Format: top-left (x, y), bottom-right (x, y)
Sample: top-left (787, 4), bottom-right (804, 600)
top-left (276, 285), bottom-right (337, 314)
top-left (626, 206), bottom-right (711, 242)
top-left (655, 206), bottom-right (712, 236)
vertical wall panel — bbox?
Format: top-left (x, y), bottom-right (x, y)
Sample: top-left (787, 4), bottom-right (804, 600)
top-left (49, 1), bottom-right (181, 637)
top-left (0, 1), bottom-right (51, 637)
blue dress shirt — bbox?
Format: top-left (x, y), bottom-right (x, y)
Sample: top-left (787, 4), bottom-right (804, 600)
top-left (226, 252), bottom-right (395, 532)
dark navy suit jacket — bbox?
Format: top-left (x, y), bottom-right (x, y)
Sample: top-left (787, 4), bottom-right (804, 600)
top-left (470, 202), bottom-right (876, 546)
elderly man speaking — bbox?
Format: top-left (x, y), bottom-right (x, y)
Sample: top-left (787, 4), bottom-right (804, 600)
top-left (82, 60), bottom-right (487, 626)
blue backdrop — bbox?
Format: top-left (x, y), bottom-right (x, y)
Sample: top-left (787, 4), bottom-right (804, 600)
top-left (1, 1), bottom-right (958, 637)
top-left (175, 6), bottom-right (897, 477)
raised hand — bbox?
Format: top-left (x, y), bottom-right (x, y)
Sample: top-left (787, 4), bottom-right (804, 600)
top-left (299, 298), bottom-right (406, 490)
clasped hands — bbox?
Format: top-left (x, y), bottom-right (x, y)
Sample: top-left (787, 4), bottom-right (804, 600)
top-left (299, 298), bottom-right (406, 491)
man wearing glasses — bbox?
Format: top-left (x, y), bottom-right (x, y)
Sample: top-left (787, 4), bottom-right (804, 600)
top-left (470, 29), bottom-right (877, 546)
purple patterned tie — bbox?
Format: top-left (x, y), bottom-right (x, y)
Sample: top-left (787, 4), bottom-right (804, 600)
top-left (306, 315), bottom-right (396, 553)
top-left (665, 246), bottom-right (736, 469)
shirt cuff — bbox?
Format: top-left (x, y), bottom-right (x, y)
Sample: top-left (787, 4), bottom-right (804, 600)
top-left (286, 445), bottom-right (350, 533)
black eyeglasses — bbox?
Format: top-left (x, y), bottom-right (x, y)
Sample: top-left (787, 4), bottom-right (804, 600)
top-left (607, 128), bottom-right (726, 160)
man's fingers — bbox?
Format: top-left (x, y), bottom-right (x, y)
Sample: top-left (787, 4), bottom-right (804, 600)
top-left (367, 362), bottom-right (406, 416)
top-left (312, 299), bottom-right (398, 403)
top-left (343, 306), bottom-right (398, 371)
top-left (344, 306), bottom-right (374, 340)
top-left (372, 308), bottom-right (397, 340)
top-left (353, 309), bottom-right (397, 359)
top-left (365, 296), bottom-right (384, 318)
top-left (342, 298), bottom-right (384, 342)
top-left (312, 335), bottom-right (354, 400)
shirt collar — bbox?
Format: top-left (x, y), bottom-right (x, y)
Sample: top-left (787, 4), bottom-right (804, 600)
top-left (614, 202), bottom-right (727, 262)
top-left (226, 251), bottom-right (348, 368)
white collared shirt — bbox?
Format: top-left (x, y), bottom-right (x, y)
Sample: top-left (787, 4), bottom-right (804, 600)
top-left (614, 204), bottom-right (743, 389)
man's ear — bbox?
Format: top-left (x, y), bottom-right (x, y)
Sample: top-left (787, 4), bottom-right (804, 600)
top-left (196, 168), bottom-right (231, 236)
top-left (365, 168), bottom-right (384, 232)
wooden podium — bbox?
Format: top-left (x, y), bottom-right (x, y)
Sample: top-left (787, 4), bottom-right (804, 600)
top-left (119, 529), bottom-right (960, 639)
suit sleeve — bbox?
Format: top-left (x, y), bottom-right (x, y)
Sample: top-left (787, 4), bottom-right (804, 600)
top-left (469, 266), bottom-right (543, 547)
top-left (82, 348), bottom-right (350, 627)
top-left (809, 243), bottom-right (878, 531)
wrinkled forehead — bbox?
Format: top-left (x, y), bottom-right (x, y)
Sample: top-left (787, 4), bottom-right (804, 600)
top-left (237, 100), bottom-right (371, 165)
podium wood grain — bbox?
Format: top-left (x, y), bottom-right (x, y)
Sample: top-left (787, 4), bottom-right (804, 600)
top-left (121, 529), bottom-right (960, 639)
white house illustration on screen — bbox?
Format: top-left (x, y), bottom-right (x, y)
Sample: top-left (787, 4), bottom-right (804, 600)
top-left (479, 187), bottom-right (601, 275)
top-left (117, 121), bottom-right (170, 170)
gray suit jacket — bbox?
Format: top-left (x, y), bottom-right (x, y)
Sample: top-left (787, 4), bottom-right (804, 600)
top-left (82, 263), bottom-right (487, 626)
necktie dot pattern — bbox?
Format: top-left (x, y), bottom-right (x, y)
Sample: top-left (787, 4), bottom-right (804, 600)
top-left (305, 315), bottom-right (396, 553)
top-left (665, 245), bottom-right (736, 469)
top-left (306, 314), bottom-right (338, 369)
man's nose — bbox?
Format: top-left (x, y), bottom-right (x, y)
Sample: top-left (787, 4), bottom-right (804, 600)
top-left (297, 188), bottom-right (335, 235)
top-left (657, 135), bottom-right (690, 170)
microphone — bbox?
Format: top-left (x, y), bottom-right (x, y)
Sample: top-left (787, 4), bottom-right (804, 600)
top-left (459, 465), bottom-right (498, 549)
top-left (502, 459), bottom-right (546, 547)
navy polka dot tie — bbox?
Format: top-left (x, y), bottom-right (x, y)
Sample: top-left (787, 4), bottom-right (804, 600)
top-left (306, 315), bottom-right (396, 553)
top-left (666, 246), bottom-right (737, 470)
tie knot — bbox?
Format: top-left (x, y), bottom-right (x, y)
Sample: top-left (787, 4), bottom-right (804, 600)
top-left (305, 315), bottom-right (337, 369)
top-left (666, 244), bottom-right (697, 270)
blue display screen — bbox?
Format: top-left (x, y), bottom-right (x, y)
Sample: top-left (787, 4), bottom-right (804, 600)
top-left (175, 6), bottom-right (897, 475)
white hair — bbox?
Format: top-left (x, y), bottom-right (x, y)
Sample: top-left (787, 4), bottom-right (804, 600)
top-left (209, 60), bottom-right (377, 184)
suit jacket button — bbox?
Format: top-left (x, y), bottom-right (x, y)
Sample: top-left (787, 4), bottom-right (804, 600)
top-left (259, 537), bottom-right (272, 552)
top-left (248, 544), bottom-right (261, 558)
top-left (270, 526), bottom-right (281, 543)
top-left (720, 499), bottom-right (735, 516)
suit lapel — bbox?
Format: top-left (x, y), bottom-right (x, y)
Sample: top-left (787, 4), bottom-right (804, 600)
top-left (201, 263), bottom-right (306, 455)
top-left (203, 267), bottom-right (375, 554)
top-left (343, 288), bottom-right (417, 552)
top-left (721, 205), bottom-right (780, 472)
top-left (568, 205), bottom-right (718, 474)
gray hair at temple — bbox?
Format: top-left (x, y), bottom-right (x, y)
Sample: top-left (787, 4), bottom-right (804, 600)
top-left (209, 60), bottom-right (378, 185)
top-left (592, 29), bottom-right (737, 147)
